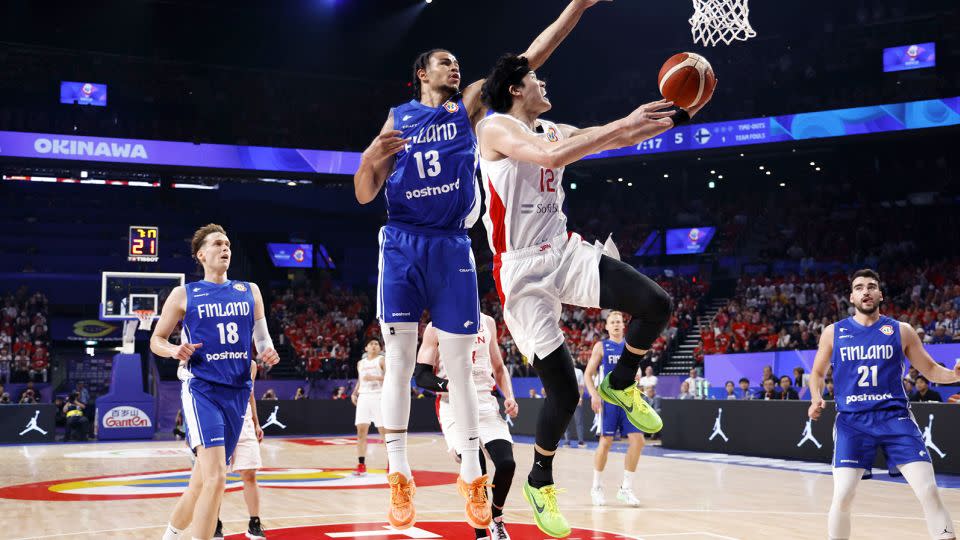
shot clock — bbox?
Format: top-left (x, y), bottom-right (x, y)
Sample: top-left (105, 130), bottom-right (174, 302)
top-left (128, 226), bottom-right (159, 262)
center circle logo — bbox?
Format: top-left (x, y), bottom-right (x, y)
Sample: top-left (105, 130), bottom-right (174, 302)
top-left (0, 468), bottom-right (456, 501)
top-left (224, 521), bottom-right (635, 539)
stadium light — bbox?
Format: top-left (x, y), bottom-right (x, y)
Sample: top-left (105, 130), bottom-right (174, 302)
top-left (718, 175), bottom-right (724, 179)
top-left (663, 173), bottom-right (669, 178)
top-left (627, 182), bottom-right (633, 187)
top-left (618, 177), bottom-right (623, 182)
top-left (758, 165), bottom-right (764, 170)
top-left (570, 182), bottom-right (577, 190)
top-left (710, 170), bottom-right (716, 174)
top-left (708, 181), bottom-right (716, 189)
top-left (765, 171), bottom-right (771, 176)
top-left (780, 182), bottom-right (786, 187)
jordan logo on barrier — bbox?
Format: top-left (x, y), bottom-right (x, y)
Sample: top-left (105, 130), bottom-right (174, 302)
top-left (261, 406), bottom-right (287, 430)
top-left (708, 407), bottom-right (728, 442)
top-left (796, 418), bottom-right (822, 449)
top-left (922, 414), bottom-right (946, 459)
top-left (19, 410), bottom-right (47, 436)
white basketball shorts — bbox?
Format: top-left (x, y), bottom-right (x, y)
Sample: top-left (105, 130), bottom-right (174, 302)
top-left (355, 392), bottom-right (382, 426)
top-left (230, 406), bottom-right (262, 472)
top-left (493, 232), bottom-right (618, 361)
top-left (438, 392), bottom-right (512, 453)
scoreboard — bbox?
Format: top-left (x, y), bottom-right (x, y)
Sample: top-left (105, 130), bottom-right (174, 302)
top-left (128, 226), bottom-right (159, 262)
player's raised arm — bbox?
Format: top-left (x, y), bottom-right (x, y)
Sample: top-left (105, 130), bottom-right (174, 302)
top-left (583, 341), bottom-right (605, 414)
top-left (807, 324), bottom-right (834, 420)
top-left (413, 324), bottom-right (449, 392)
top-left (479, 99), bottom-right (674, 169)
top-left (150, 286), bottom-right (197, 360)
top-left (250, 283), bottom-right (279, 367)
top-left (901, 322), bottom-right (960, 384)
top-left (487, 318), bottom-right (518, 417)
top-left (354, 110), bottom-right (410, 204)
top-left (462, 0), bottom-right (609, 122)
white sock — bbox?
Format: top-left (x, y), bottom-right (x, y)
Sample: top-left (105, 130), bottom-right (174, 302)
top-left (437, 329), bottom-right (483, 481)
top-left (385, 432), bottom-right (411, 478)
top-left (161, 524), bottom-right (182, 540)
top-left (622, 469), bottom-right (634, 490)
top-left (592, 470), bottom-right (603, 489)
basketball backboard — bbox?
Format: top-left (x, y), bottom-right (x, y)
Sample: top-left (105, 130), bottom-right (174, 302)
top-left (100, 272), bottom-right (185, 321)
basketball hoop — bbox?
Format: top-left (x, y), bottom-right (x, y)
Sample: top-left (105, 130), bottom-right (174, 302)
top-left (133, 309), bottom-right (155, 331)
top-left (690, 0), bottom-right (756, 47)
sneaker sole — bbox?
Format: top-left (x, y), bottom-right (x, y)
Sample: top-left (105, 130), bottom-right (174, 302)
top-left (598, 379), bottom-right (663, 433)
top-left (522, 483), bottom-right (570, 538)
top-left (245, 534), bottom-right (267, 540)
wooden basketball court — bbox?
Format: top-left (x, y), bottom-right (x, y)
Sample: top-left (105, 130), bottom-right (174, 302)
top-left (1, 434), bottom-right (955, 539)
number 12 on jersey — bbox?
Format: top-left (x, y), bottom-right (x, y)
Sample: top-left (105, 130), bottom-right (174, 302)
top-left (540, 168), bottom-right (556, 192)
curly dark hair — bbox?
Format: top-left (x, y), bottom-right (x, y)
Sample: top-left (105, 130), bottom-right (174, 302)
top-left (411, 48), bottom-right (450, 100)
top-left (480, 54), bottom-right (531, 113)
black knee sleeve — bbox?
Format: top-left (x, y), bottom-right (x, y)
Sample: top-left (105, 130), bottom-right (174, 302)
top-left (532, 345), bottom-right (580, 451)
top-left (484, 439), bottom-right (515, 509)
top-left (598, 255), bottom-right (673, 349)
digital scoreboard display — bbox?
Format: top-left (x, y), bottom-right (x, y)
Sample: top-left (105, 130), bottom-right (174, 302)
top-left (128, 226), bottom-right (159, 262)
top-left (60, 81), bottom-right (108, 107)
top-left (267, 243), bottom-right (313, 268)
top-left (883, 42), bottom-right (936, 73)
top-left (665, 226), bottom-right (716, 255)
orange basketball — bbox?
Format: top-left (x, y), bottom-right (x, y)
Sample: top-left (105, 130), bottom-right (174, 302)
top-left (658, 52), bottom-right (716, 109)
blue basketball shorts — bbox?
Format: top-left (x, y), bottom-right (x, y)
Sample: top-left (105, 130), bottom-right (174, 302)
top-left (833, 408), bottom-right (930, 475)
top-left (377, 224), bottom-right (480, 335)
top-left (602, 401), bottom-right (641, 437)
top-left (181, 377), bottom-right (249, 465)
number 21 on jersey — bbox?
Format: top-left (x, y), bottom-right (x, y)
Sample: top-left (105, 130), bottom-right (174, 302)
top-left (857, 365), bottom-right (878, 387)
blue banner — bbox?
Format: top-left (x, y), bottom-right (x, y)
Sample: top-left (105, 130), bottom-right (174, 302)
top-left (0, 96), bottom-right (957, 173)
top-left (585, 96), bottom-right (960, 160)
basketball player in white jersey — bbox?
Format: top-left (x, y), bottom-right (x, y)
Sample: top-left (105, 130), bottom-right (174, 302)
top-left (476, 55), bottom-right (713, 536)
top-left (355, 1), bottom-right (610, 530)
top-left (415, 313), bottom-right (518, 540)
top-left (351, 339), bottom-right (385, 476)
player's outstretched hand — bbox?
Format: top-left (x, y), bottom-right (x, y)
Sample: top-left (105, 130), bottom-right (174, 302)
top-left (174, 342), bottom-right (202, 362)
top-left (504, 397), bottom-right (519, 418)
top-left (258, 347), bottom-right (280, 366)
top-left (363, 130), bottom-right (410, 163)
top-left (808, 398), bottom-right (825, 421)
top-left (590, 393), bottom-right (603, 414)
top-left (624, 99), bottom-right (676, 139)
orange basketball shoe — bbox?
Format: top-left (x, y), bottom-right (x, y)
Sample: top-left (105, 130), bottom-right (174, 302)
top-left (457, 474), bottom-right (493, 529)
top-left (387, 472), bottom-right (416, 529)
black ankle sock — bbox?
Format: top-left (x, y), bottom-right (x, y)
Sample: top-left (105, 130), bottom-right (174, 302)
top-left (528, 449), bottom-right (555, 488)
top-left (609, 346), bottom-right (643, 390)
top-left (249, 516), bottom-right (259, 524)
top-left (358, 456), bottom-right (365, 465)
top-left (474, 527), bottom-right (488, 539)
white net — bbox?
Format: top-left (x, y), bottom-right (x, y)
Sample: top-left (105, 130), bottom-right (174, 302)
top-left (690, 0), bottom-right (757, 46)
top-left (134, 310), bottom-right (155, 331)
